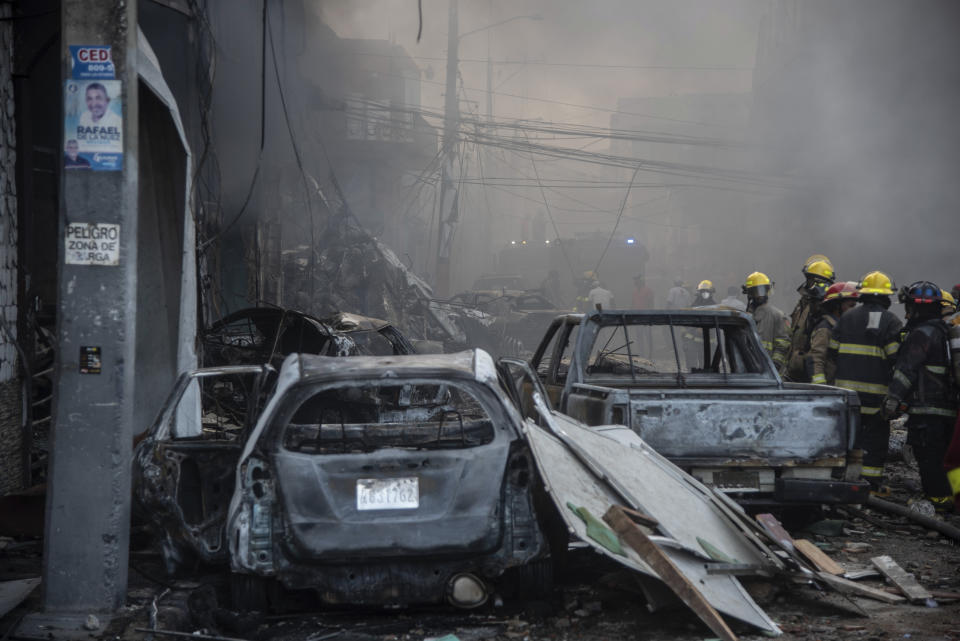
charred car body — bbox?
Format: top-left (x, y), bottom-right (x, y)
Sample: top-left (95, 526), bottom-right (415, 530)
top-left (133, 365), bottom-right (272, 572)
top-left (136, 351), bottom-right (554, 609)
top-left (530, 310), bottom-right (868, 506)
top-left (202, 308), bottom-right (359, 368)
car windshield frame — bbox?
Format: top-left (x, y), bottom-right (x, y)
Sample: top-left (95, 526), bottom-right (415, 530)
top-left (573, 311), bottom-right (779, 388)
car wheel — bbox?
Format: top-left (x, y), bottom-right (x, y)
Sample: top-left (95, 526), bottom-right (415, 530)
top-left (230, 572), bottom-right (270, 612)
top-left (501, 556), bottom-right (554, 600)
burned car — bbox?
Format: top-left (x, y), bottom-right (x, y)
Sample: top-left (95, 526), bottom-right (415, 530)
top-left (226, 350), bottom-right (553, 609)
top-left (136, 351), bottom-right (557, 609)
top-left (133, 365), bottom-right (272, 572)
top-left (202, 307), bottom-right (357, 368)
top-left (320, 311), bottom-right (417, 355)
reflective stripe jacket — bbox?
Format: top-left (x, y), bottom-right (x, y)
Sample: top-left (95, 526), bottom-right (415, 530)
top-left (752, 302), bottom-right (790, 370)
top-left (829, 302), bottom-right (903, 415)
top-left (942, 413), bottom-right (960, 499)
top-left (888, 318), bottom-right (957, 417)
top-left (806, 314), bottom-right (838, 385)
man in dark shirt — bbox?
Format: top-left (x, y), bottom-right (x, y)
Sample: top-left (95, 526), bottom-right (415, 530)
top-left (64, 139), bottom-right (90, 169)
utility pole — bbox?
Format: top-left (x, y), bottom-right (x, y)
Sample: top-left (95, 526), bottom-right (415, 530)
top-left (18, 0), bottom-right (138, 637)
top-left (486, 0), bottom-right (493, 122)
top-left (434, 0), bottom-right (459, 298)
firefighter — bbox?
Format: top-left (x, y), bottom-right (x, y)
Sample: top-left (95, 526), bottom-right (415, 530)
top-left (693, 280), bottom-right (717, 307)
top-left (829, 270), bottom-right (903, 491)
top-left (942, 289), bottom-right (959, 325)
top-left (784, 257), bottom-right (836, 381)
top-left (573, 271), bottom-right (596, 312)
top-left (743, 271), bottom-right (790, 370)
top-left (667, 279), bottom-right (692, 309)
top-left (882, 282), bottom-right (958, 511)
top-left (681, 280), bottom-right (716, 369)
top-left (806, 281), bottom-right (858, 385)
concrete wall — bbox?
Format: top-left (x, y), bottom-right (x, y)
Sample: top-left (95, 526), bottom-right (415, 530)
top-left (0, 3), bottom-right (23, 494)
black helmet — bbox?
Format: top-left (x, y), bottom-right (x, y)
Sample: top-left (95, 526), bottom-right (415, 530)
top-left (898, 281), bottom-right (942, 305)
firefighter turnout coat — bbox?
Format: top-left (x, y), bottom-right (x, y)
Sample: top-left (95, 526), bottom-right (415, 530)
top-left (807, 313), bottom-right (839, 385)
top-left (829, 301), bottom-right (903, 415)
top-left (887, 317), bottom-right (956, 418)
top-left (752, 302), bottom-right (790, 371)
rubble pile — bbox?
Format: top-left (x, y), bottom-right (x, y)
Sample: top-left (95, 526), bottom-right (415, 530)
top-left (281, 216), bottom-right (518, 355)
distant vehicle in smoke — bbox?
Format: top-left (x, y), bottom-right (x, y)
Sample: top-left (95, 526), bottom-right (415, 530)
top-left (470, 273), bottom-right (528, 292)
top-left (202, 307), bottom-right (416, 369)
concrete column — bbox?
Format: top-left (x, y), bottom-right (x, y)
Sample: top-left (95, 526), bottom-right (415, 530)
top-left (18, 0), bottom-right (138, 637)
top-left (0, 1), bottom-right (23, 496)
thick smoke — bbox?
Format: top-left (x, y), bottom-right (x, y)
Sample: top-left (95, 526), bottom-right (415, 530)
top-left (211, 1), bottom-right (960, 310)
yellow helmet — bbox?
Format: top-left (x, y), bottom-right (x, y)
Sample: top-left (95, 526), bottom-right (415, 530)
top-left (942, 289), bottom-right (957, 312)
top-left (803, 259), bottom-right (835, 283)
top-left (743, 271), bottom-right (774, 298)
top-left (857, 271), bottom-right (895, 296)
top-left (697, 279), bottom-right (715, 292)
top-left (804, 254), bottom-right (834, 273)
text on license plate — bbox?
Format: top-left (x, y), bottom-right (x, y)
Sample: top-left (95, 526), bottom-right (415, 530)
top-left (356, 477), bottom-right (419, 510)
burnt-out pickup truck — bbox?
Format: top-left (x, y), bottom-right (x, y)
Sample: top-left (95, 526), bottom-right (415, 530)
top-left (529, 309), bottom-right (868, 506)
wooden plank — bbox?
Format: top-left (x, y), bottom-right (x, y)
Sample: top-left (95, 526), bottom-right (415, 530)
top-left (814, 571), bottom-right (907, 604)
top-left (795, 539), bottom-right (844, 575)
top-left (755, 513), bottom-right (796, 553)
top-left (871, 555), bottom-right (933, 604)
top-left (604, 505), bottom-right (738, 641)
top-left (619, 505), bottom-right (660, 528)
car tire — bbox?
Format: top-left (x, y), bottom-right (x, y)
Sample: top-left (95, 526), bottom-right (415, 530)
top-left (505, 557), bottom-right (554, 598)
top-left (230, 572), bottom-right (270, 612)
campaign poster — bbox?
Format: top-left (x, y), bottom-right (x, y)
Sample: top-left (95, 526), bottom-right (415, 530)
top-left (68, 45), bottom-right (115, 80)
top-left (64, 79), bottom-right (123, 171)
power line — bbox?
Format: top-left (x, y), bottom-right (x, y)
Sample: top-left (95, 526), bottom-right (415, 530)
top-left (343, 67), bottom-right (739, 128)
top-left (524, 131), bottom-right (578, 282)
top-left (340, 50), bottom-right (754, 72)
top-left (344, 97), bottom-right (749, 148)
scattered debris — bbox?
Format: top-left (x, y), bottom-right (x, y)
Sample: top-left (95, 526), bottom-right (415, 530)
top-left (604, 505), bottom-right (740, 641)
top-left (871, 555), bottom-right (933, 604)
top-left (814, 571), bottom-right (907, 604)
top-left (281, 222), bottom-right (523, 357)
top-left (794, 539), bottom-right (844, 576)
top-left (842, 567), bottom-right (882, 581)
top-left (866, 495), bottom-right (960, 542)
top-left (135, 628), bottom-right (250, 641)
top-left (522, 390), bottom-right (781, 636)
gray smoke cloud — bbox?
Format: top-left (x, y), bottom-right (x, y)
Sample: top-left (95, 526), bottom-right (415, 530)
top-left (212, 1), bottom-right (960, 309)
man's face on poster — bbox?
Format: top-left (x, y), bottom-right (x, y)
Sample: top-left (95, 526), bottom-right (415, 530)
top-left (85, 86), bottom-right (109, 121)
top-left (65, 140), bottom-right (79, 159)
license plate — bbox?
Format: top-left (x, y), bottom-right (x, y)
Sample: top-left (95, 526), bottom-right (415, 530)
top-left (356, 477), bottom-right (419, 511)
top-left (713, 470), bottom-right (759, 490)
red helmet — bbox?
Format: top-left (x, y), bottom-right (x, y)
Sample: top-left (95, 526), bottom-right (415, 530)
top-left (823, 280), bottom-right (859, 303)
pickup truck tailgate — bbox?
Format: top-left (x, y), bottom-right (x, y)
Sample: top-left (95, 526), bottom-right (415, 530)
top-left (568, 384), bottom-right (856, 464)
